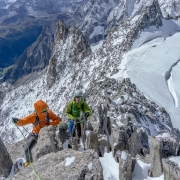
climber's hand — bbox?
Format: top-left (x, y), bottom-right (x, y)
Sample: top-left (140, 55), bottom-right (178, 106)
top-left (12, 117), bottom-right (19, 124)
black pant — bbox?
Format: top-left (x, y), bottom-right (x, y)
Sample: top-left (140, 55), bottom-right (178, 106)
top-left (24, 135), bottom-right (37, 162)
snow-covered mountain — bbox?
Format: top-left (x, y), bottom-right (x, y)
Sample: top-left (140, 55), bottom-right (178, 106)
top-left (67, 0), bottom-right (119, 43)
top-left (0, 0), bottom-right (87, 70)
top-left (3, 24), bottom-right (55, 85)
top-left (1, 0), bottom-right (180, 180)
top-left (0, 0), bottom-right (87, 19)
top-left (0, 0), bottom-right (180, 146)
top-left (159, 0), bottom-right (180, 18)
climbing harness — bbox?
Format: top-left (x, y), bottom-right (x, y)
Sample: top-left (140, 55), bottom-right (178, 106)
top-left (33, 110), bottom-right (49, 127)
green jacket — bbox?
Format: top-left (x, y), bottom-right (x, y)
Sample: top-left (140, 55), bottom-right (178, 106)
top-left (66, 97), bottom-right (92, 120)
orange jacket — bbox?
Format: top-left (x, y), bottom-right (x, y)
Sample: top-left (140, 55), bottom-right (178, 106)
top-left (16, 100), bottom-right (60, 135)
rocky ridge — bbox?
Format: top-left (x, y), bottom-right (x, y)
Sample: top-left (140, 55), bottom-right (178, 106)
top-left (68, 0), bottom-right (168, 45)
top-left (47, 20), bottom-right (91, 88)
top-left (2, 0), bottom-right (179, 85)
top-left (2, 79), bottom-right (180, 179)
top-left (1, 0), bottom-right (180, 179)
top-left (0, 0), bottom-right (86, 71)
top-left (0, 0), bottom-right (172, 146)
top-left (67, 0), bottom-right (119, 43)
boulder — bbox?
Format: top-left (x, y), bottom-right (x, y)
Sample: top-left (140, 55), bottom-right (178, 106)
top-left (111, 128), bottom-right (128, 157)
top-left (0, 138), bottom-right (13, 178)
top-left (32, 126), bottom-right (63, 161)
top-left (149, 135), bottom-right (178, 177)
top-left (86, 131), bottom-right (98, 152)
top-left (98, 136), bottom-right (111, 157)
top-left (127, 128), bottom-right (148, 157)
top-left (118, 150), bottom-right (133, 180)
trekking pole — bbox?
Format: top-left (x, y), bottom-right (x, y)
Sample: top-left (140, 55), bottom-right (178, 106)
top-left (21, 126), bottom-right (37, 139)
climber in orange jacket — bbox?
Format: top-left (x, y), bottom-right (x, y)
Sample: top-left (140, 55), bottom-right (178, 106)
top-left (12, 99), bottom-right (61, 167)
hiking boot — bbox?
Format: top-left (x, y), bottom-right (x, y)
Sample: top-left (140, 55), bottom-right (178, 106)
top-left (24, 161), bottom-right (30, 167)
top-left (68, 144), bottom-right (72, 149)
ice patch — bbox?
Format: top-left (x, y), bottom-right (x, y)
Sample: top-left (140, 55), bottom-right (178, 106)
top-left (65, 156), bottom-right (75, 167)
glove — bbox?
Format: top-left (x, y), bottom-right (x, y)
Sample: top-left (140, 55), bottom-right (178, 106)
top-left (84, 112), bottom-right (90, 118)
top-left (68, 120), bottom-right (74, 135)
top-left (12, 117), bottom-right (19, 124)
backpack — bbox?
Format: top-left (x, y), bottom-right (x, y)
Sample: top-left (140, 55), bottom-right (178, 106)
top-left (33, 110), bottom-right (50, 126)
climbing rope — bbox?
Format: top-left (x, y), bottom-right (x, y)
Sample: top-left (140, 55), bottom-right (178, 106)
top-left (21, 126), bottom-right (37, 140)
top-left (14, 124), bottom-right (41, 180)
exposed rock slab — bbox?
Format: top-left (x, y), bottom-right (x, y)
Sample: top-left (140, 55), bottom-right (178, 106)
top-left (163, 158), bottom-right (180, 180)
top-left (32, 126), bottom-right (63, 161)
top-left (11, 149), bottom-right (103, 180)
top-left (0, 138), bottom-right (13, 178)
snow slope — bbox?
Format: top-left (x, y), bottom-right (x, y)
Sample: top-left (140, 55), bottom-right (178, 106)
top-left (99, 152), bottom-right (164, 180)
top-left (112, 19), bottom-right (180, 129)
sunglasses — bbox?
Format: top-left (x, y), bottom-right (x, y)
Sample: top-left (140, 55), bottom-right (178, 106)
top-left (42, 108), bottom-right (48, 113)
top-left (75, 96), bottom-right (82, 99)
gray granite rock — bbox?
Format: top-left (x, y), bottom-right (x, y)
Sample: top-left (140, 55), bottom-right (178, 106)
top-left (0, 138), bottom-right (13, 178)
top-left (118, 150), bottom-right (133, 180)
top-left (149, 135), bottom-right (178, 177)
top-left (10, 149), bottom-right (103, 180)
top-left (163, 158), bottom-right (180, 180)
top-left (32, 126), bottom-right (63, 161)
top-left (98, 136), bottom-right (111, 157)
top-left (86, 131), bottom-right (98, 153)
top-left (112, 128), bottom-right (128, 157)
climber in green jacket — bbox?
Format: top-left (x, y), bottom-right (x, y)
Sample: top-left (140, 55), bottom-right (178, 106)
top-left (66, 89), bottom-right (92, 135)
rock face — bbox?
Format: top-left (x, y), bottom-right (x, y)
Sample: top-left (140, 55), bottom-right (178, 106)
top-left (112, 129), bottom-right (129, 157)
top-left (6, 126), bottom-right (62, 164)
top-left (6, 139), bottom-right (25, 164)
top-left (0, 82), bottom-right (14, 105)
top-left (162, 158), bottom-right (180, 180)
top-left (159, 0), bottom-right (180, 19)
top-left (0, 137), bottom-right (13, 178)
top-left (32, 126), bottom-right (63, 161)
top-left (4, 78), bottom-right (180, 179)
top-left (0, 0), bottom-right (178, 151)
top-left (86, 131), bottom-right (99, 152)
top-left (68, 0), bottom-right (167, 45)
top-left (105, 0), bottom-right (162, 54)
top-left (11, 149), bottom-right (103, 180)
top-left (3, 24), bottom-right (55, 86)
top-left (0, 24), bottom-right (42, 70)
top-left (46, 20), bottom-right (91, 88)
top-left (118, 151), bottom-right (133, 180)
top-left (0, 0), bottom-right (86, 70)
top-left (107, 0), bottom-right (162, 27)
top-left (149, 134), bottom-right (179, 177)
top-left (67, 0), bottom-right (119, 44)
top-left (88, 77), bottom-right (173, 140)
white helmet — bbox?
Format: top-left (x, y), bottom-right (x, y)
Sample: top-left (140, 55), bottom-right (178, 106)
top-left (74, 89), bottom-right (83, 97)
